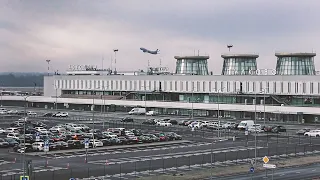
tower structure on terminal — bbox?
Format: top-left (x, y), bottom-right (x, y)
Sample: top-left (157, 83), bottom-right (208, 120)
top-left (174, 55), bottom-right (209, 75)
top-left (275, 53), bottom-right (316, 75)
top-left (221, 54), bottom-right (259, 75)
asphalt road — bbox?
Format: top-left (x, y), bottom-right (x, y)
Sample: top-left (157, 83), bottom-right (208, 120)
top-left (0, 106), bottom-right (319, 179)
top-left (216, 163), bottom-right (320, 180)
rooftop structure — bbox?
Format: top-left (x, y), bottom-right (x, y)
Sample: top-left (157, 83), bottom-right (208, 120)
top-left (174, 56), bottom-right (209, 75)
top-left (275, 52), bottom-right (316, 75)
top-left (221, 54), bottom-right (259, 75)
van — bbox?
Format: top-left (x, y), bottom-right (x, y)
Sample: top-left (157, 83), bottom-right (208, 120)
top-left (237, 120), bottom-right (255, 130)
top-left (128, 108), bottom-right (146, 115)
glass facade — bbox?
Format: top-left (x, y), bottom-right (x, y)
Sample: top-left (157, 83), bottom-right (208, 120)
top-left (275, 53), bottom-right (316, 75)
top-left (221, 54), bottom-right (258, 75)
top-left (175, 56), bottom-right (209, 75)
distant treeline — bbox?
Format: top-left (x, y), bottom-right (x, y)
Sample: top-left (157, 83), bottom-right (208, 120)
top-left (0, 73), bottom-right (44, 87)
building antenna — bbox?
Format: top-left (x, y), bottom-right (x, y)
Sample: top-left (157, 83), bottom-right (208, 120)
top-left (227, 44), bottom-right (233, 52)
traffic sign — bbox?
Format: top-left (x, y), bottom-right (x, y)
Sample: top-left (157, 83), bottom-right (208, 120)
top-left (263, 163), bottom-right (276, 169)
top-left (191, 127), bottom-right (195, 132)
top-left (245, 131), bottom-right (249, 136)
top-left (249, 167), bottom-right (254, 173)
top-left (20, 176), bottom-right (29, 180)
top-left (263, 156), bottom-right (269, 164)
top-left (36, 135), bottom-right (40, 141)
top-left (84, 138), bottom-right (89, 149)
top-left (36, 132), bottom-right (39, 136)
top-left (44, 140), bottom-right (49, 145)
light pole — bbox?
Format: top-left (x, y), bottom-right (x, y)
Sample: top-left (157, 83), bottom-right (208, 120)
top-left (191, 90), bottom-right (194, 120)
top-left (54, 84), bottom-right (58, 110)
top-left (254, 92), bottom-right (257, 167)
top-left (113, 49), bottom-right (118, 73)
top-left (46, 59), bottom-right (51, 76)
top-left (22, 95), bottom-right (29, 178)
top-left (217, 87), bottom-right (225, 139)
top-left (141, 86), bottom-right (149, 121)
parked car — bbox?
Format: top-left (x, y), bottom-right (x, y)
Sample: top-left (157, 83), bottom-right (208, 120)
top-left (0, 138), bottom-right (9, 148)
top-left (248, 124), bottom-right (264, 133)
top-left (223, 122), bottom-right (236, 129)
top-left (27, 111), bottom-right (37, 116)
top-left (4, 138), bottom-right (19, 147)
top-left (53, 112), bottom-right (69, 117)
top-left (146, 111), bottom-right (157, 116)
top-left (271, 126), bottom-right (286, 133)
top-left (156, 121), bottom-right (172, 126)
top-left (142, 119), bottom-right (156, 125)
top-left (42, 113), bottom-right (54, 117)
top-left (188, 122), bottom-right (203, 129)
top-left (168, 120), bottom-right (178, 125)
top-left (296, 128), bottom-right (310, 135)
top-left (121, 117), bottom-right (134, 122)
top-left (178, 120), bottom-right (188, 126)
top-left (304, 130), bottom-right (320, 137)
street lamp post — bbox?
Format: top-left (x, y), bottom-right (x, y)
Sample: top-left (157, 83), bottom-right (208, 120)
top-left (191, 90), bottom-right (194, 120)
top-left (22, 96), bottom-right (29, 178)
top-left (217, 88), bottom-right (225, 139)
top-left (254, 92), bottom-right (257, 167)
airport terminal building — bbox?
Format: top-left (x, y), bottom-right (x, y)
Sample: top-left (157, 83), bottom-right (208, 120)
top-left (32, 52), bottom-right (320, 123)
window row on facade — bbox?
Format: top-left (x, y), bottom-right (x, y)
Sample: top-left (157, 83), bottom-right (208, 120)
top-left (54, 79), bottom-right (320, 95)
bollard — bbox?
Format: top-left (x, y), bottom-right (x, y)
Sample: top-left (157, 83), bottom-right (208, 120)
top-left (13, 158), bottom-right (16, 163)
top-left (67, 163), bottom-right (70, 169)
top-left (233, 136), bottom-right (236, 141)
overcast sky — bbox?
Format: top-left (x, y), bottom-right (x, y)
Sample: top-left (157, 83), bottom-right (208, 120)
top-left (1, 0), bottom-right (320, 74)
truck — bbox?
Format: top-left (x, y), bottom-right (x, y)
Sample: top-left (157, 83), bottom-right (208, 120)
top-left (128, 108), bottom-right (146, 115)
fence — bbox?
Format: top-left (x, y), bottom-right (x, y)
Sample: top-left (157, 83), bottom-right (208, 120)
top-left (2, 143), bottom-right (320, 180)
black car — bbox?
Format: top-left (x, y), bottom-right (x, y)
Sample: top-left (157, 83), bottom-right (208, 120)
top-left (121, 117), bottom-right (134, 122)
top-left (4, 138), bottom-right (19, 147)
top-left (165, 132), bottom-right (182, 141)
top-left (118, 137), bottom-right (129, 144)
top-left (168, 120), bottom-right (178, 125)
top-left (54, 141), bottom-right (69, 150)
top-left (272, 126), bottom-right (287, 133)
top-left (67, 140), bottom-right (83, 149)
top-left (101, 138), bottom-right (112, 146)
top-left (142, 120), bottom-right (156, 125)
top-left (144, 134), bottom-right (160, 142)
top-left (42, 113), bottom-right (54, 117)
top-left (0, 138), bottom-right (9, 148)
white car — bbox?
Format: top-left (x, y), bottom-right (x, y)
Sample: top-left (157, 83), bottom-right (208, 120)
top-left (201, 121), bottom-right (210, 127)
top-left (248, 124), bottom-right (264, 133)
top-left (49, 126), bottom-right (66, 133)
top-left (32, 142), bottom-right (45, 151)
top-left (146, 111), bottom-right (157, 116)
top-left (89, 139), bottom-right (103, 147)
top-left (102, 131), bottom-right (117, 138)
top-left (304, 130), bottom-right (320, 137)
top-left (18, 117), bottom-right (28, 122)
top-left (7, 133), bottom-right (20, 140)
top-left (54, 112), bottom-right (69, 117)
top-left (223, 122), bottom-right (236, 129)
top-left (157, 121), bottom-right (172, 126)
top-left (0, 128), bottom-right (5, 134)
top-left (207, 122), bottom-right (223, 129)
top-left (0, 110), bottom-right (7, 115)
top-left (7, 110), bottom-right (18, 114)
top-left (188, 122), bottom-right (203, 129)
top-left (5, 127), bottom-right (20, 134)
top-left (35, 127), bottom-right (47, 132)
top-left (27, 111), bottom-right (37, 116)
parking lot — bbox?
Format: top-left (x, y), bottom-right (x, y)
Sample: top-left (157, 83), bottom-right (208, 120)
top-left (0, 106), bottom-right (319, 179)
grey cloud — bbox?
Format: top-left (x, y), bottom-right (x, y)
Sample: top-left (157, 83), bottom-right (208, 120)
top-left (1, 0), bottom-right (320, 72)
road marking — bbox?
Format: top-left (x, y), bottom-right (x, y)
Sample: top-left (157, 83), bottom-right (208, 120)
top-left (312, 169), bottom-right (316, 172)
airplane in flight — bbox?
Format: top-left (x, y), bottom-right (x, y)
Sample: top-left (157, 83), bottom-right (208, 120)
top-left (140, 47), bottom-right (160, 55)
